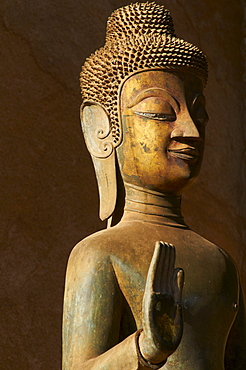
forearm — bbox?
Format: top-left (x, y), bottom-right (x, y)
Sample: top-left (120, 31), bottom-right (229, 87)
top-left (65, 332), bottom-right (166, 370)
top-left (66, 333), bottom-right (139, 370)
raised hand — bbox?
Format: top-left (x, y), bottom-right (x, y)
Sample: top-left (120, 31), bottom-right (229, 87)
top-left (138, 241), bottom-right (184, 365)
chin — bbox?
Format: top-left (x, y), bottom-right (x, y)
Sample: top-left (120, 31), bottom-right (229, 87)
top-left (148, 172), bottom-right (200, 195)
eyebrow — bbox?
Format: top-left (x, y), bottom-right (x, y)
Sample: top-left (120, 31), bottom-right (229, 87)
top-left (127, 88), bottom-right (180, 113)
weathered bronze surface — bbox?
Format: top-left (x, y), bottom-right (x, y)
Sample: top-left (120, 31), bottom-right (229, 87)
top-left (63, 3), bottom-right (246, 369)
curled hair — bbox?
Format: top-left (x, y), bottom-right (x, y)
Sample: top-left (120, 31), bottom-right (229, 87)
top-left (80, 2), bottom-right (208, 145)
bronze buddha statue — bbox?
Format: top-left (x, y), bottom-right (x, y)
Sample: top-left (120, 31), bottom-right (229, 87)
top-left (63, 3), bottom-right (246, 369)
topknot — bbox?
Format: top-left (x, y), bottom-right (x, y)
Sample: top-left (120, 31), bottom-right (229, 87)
top-left (80, 2), bottom-right (208, 146)
top-left (106, 2), bottom-right (175, 42)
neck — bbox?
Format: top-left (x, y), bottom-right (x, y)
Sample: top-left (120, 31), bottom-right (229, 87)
top-left (121, 183), bottom-right (188, 229)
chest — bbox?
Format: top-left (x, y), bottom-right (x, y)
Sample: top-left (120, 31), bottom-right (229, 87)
top-left (112, 242), bottom-right (239, 329)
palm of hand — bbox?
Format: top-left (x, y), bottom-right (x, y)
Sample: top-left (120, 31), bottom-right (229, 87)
top-left (140, 242), bottom-right (184, 364)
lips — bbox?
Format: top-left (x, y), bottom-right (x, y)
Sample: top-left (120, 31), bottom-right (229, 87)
top-left (167, 146), bottom-right (199, 161)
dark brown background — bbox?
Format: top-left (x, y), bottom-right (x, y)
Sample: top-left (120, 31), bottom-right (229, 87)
top-left (0, 0), bottom-right (245, 369)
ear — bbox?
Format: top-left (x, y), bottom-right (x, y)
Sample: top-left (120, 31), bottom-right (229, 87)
top-left (80, 103), bottom-right (117, 222)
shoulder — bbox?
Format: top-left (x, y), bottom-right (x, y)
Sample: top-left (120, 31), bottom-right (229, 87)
top-left (71, 221), bottom-right (138, 257)
top-left (189, 229), bottom-right (239, 276)
top-left (65, 227), bottom-right (125, 290)
top-left (67, 225), bottom-right (126, 267)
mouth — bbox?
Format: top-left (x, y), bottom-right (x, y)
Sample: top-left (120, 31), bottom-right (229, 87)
top-left (167, 147), bottom-right (200, 161)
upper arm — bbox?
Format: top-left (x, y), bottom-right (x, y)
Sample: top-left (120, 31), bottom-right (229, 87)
top-left (225, 285), bottom-right (246, 370)
top-left (63, 240), bottom-right (123, 368)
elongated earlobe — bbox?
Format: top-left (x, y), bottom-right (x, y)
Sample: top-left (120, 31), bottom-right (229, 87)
top-left (80, 103), bottom-right (117, 221)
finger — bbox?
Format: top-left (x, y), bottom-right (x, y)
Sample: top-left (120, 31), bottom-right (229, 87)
top-left (174, 303), bottom-right (183, 340)
top-left (161, 243), bottom-right (175, 294)
top-left (154, 241), bottom-right (167, 292)
top-left (145, 241), bottom-right (163, 294)
top-left (167, 244), bottom-right (176, 293)
top-left (173, 268), bottom-right (184, 304)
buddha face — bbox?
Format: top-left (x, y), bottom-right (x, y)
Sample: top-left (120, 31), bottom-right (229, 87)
top-left (117, 70), bottom-right (208, 195)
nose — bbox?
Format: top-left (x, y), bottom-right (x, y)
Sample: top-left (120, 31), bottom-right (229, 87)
top-left (171, 111), bottom-right (200, 139)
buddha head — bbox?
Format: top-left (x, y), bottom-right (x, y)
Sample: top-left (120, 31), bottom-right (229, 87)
top-left (80, 2), bottom-right (208, 222)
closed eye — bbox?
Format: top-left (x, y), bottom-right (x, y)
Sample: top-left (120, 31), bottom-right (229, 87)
top-left (192, 95), bottom-right (209, 126)
top-left (133, 111), bottom-right (176, 121)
